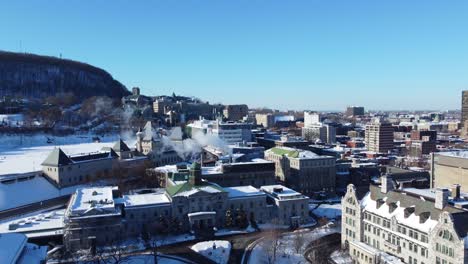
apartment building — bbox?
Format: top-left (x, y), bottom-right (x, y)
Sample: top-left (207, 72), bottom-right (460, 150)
top-left (365, 120), bottom-right (394, 153)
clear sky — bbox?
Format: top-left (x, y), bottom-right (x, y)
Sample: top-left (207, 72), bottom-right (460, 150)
top-left (1, 1), bottom-right (468, 111)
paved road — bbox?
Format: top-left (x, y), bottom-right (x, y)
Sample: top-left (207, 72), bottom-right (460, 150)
top-left (304, 233), bottom-right (341, 264)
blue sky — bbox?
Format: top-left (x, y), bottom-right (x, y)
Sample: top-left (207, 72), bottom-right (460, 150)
top-left (1, 1), bottom-right (468, 110)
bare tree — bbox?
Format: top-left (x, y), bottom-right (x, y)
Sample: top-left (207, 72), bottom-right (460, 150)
top-left (293, 231), bottom-right (305, 254)
top-left (263, 228), bottom-right (281, 264)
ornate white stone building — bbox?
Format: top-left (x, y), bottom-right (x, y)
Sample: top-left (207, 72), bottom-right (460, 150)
top-left (342, 175), bottom-right (468, 264)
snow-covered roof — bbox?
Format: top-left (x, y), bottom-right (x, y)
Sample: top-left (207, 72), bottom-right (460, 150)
top-left (0, 209), bottom-right (65, 238)
top-left (225, 186), bottom-right (265, 199)
top-left (266, 147), bottom-right (331, 160)
top-left (261, 185), bottom-right (308, 200)
top-left (123, 192), bottom-right (171, 207)
top-left (0, 233), bottom-right (30, 264)
top-left (18, 243), bottom-right (48, 264)
top-left (188, 211), bottom-right (216, 217)
top-left (437, 151), bottom-right (468, 159)
top-left (68, 186), bottom-right (118, 216)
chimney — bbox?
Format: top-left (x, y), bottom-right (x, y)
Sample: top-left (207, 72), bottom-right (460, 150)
top-left (452, 184), bottom-right (461, 200)
top-left (381, 174), bottom-right (394, 194)
top-left (435, 188), bottom-right (450, 210)
top-left (189, 162), bottom-right (202, 186)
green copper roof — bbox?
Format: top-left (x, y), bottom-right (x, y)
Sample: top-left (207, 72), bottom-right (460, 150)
top-left (269, 147), bottom-right (300, 158)
top-left (166, 181), bottom-right (225, 197)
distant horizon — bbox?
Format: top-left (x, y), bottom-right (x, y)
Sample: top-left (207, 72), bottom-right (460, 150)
top-left (2, 1), bottom-right (468, 110)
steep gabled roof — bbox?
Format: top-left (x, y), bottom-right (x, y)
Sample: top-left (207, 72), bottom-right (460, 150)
top-left (451, 212), bottom-right (468, 238)
top-left (41, 148), bottom-right (72, 166)
top-left (113, 139), bottom-right (130, 152)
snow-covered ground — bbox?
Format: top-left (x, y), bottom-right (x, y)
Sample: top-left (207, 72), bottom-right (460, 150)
top-left (0, 175), bottom-right (84, 211)
top-left (330, 249), bottom-right (352, 264)
top-left (0, 133), bottom-right (125, 175)
top-left (191, 240), bottom-right (231, 264)
top-left (311, 203), bottom-right (342, 219)
top-left (0, 208), bottom-right (65, 237)
top-left (0, 114), bottom-right (24, 127)
top-left (248, 225), bottom-right (341, 264)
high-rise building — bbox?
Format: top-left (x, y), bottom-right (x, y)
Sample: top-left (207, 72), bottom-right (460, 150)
top-left (304, 111), bottom-right (320, 127)
top-left (255, 113), bottom-right (275, 128)
top-left (187, 118), bottom-right (253, 144)
top-left (365, 119), bottom-right (394, 153)
top-left (302, 124), bottom-right (336, 144)
top-left (346, 106), bottom-right (365, 117)
top-left (462, 91), bottom-right (468, 129)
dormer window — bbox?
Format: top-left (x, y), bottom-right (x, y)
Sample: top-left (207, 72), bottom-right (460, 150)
top-left (404, 207), bottom-right (415, 218)
top-left (376, 199), bottom-right (385, 209)
top-left (389, 203), bottom-right (397, 213)
top-left (419, 212), bottom-right (430, 223)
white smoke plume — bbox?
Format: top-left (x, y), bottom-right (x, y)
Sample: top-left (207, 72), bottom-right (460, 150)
top-left (161, 129), bottom-right (231, 160)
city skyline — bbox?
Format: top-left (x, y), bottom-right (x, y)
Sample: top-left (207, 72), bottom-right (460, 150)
top-left (2, 1), bottom-right (468, 110)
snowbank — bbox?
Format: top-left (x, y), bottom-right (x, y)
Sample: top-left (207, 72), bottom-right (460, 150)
top-left (311, 203), bottom-right (342, 219)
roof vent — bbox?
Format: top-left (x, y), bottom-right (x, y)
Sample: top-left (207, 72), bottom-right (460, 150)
top-left (92, 191), bottom-right (98, 196)
top-left (273, 187), bottom-right (283, 193)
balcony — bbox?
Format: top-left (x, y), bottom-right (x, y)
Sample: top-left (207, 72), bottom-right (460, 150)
top-left (384, 240), bottom-right (401, 253)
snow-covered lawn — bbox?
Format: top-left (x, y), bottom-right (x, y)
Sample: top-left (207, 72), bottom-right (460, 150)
top-left (0, 134), bottom-right (122, 175)
top-left (311, 203), bottom-right (342, 219)
top-left (248, 225), bottom-right (341, 264)
top-left (191, 240), bottom-right (231, 264)
top-left (0, 175), bottom-right (84, 211)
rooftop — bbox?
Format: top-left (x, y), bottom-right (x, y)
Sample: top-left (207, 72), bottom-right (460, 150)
top-left (267, 147), bottom-right (331, 159)
top-left (261, 185), bottom-right (308, 200)
top-left (225, 186), bottom-right (265, 199)
top-left (123, 190), bottom-right (171, 207)
top-left (0, 233), bottom-right (27, 264)
top-left (69, 186), bottom-right (117, 216)
top-left (437, 151), bottom-right (468, 159)
top-left (364, 184), bottom-right (466, 234)
top-left (166, 182), bottom-right (225, 197)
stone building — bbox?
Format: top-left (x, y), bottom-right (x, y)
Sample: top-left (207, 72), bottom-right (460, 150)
top-left (265, 146), bottom-right (336, 196)
top-left (223, 104), bottom-right (248, 121)
top-left (136, 121), bottom-right (181, 166)
top-left (255, 113), bottom-right (275, 128)
top-left (342, 177), bottom-right (468, 264)
top-left (63, 163), bottom-right (310, 250)
top-left (42, 148), bottom-right (118, 188)
top-left (157, 159), bottom-right (275, 189)
top-left (41, 140), bottom-right (146, 188)
top-left (431, 151), bottom-right (468, 192)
